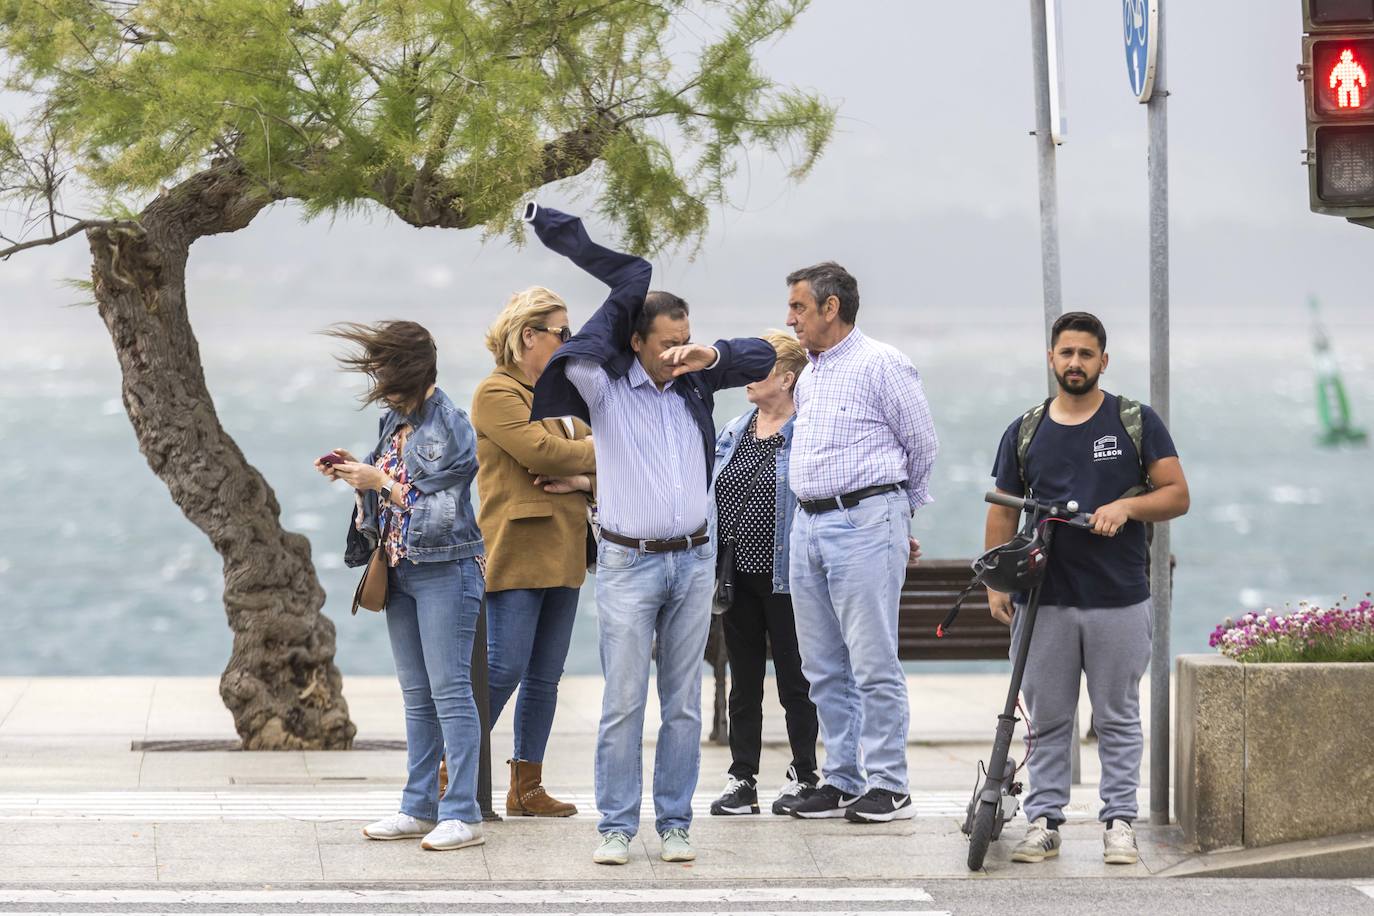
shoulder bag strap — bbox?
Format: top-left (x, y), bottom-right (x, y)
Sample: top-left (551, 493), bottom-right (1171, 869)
top-left (723, 432), bottom-right (778, 545)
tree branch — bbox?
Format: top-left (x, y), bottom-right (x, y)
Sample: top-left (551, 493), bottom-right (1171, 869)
top-left (0, 217), bottom-right (142, 260)
top-left (377, 117), bottom-right (617, 229)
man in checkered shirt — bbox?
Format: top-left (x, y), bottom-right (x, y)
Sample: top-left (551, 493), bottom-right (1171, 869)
top-left (782, 261), bottom-right (938, 824)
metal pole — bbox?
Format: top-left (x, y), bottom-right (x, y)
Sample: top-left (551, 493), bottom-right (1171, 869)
top-left (473, 597), bottom-right (499, 821)
top-left (1030, 0), bottom-right (1064, 382)
top-left (1147, 0), bottom-right (1172, 828)
top-left (1029, 0), bottom-right (1079, 784)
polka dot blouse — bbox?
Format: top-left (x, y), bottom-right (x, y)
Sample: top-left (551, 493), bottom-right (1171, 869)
top-left (714, 412), bottom-right (785, 575)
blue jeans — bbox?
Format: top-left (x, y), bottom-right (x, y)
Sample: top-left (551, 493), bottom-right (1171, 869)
top-left (486, 586), bottom-right (580, 762)
top-left (385, 557), bottom-right (484, 823)
top-left (789, 490), bottom-right (911, 795)
top-left (593, 538), bottom-right (715, 838)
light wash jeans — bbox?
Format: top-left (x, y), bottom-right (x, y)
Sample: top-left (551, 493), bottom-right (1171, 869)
top-left (592, 537), bottom-right (715, 838)
top-left (385, 557), bottom-right (484, 824)
top-left (486, 586), bottom-right (580, 762)
top-left (789, 490), bottom-right (911, 795)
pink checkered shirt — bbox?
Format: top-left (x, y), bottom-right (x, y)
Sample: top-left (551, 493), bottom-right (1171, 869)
top-left (790, 328), bottom-right (938, 513)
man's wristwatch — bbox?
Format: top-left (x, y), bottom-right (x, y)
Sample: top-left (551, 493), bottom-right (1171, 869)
top-left (378, 480), bottom-right (394, 503)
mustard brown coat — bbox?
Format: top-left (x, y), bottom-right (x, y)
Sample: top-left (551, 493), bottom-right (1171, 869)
top-left (472, 366), bottom-right (596, 593)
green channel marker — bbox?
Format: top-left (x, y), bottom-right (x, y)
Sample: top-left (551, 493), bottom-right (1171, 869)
top-left (1310, 296), bottom-right (1368, 447)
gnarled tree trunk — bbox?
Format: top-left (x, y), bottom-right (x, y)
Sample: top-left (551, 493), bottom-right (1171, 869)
top-left (87, 164), bottom-right (355, 749)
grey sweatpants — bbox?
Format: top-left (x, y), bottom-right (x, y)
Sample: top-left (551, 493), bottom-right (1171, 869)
top-left (1010, 598), bottom-right (1153, 824)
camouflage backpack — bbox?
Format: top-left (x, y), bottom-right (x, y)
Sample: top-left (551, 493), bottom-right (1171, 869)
top-left (1014, 394), bottom-right (1151, 500)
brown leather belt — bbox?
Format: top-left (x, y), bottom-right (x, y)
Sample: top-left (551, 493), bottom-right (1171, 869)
top-left (798, 483), bottom-right (903, 514)
top-left (600, 524), bottom-right (709, 554)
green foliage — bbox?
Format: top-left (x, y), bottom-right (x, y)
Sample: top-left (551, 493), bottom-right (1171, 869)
top-left (1237, 640), bottom-right (1374, 664)
top-left (0, 0), bottom-right (834, 253)
top-left (0, 117), bottom-right (19, 185)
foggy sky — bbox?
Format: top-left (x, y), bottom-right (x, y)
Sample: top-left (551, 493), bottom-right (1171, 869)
top-left (3, 1), bottom-right (1369, 356)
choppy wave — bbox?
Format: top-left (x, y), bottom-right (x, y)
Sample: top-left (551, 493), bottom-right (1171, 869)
top-left (2, 323), bottom-right (1370, 676)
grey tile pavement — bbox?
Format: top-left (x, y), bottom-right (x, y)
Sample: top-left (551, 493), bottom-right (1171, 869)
top-left (0, 812), bottom-right (1190, 884)
top-left (0, 674), bottom-right (1181, 885)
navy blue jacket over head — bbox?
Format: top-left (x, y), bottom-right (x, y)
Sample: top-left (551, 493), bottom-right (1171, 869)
top-left (527, 205), bottom-right (776, 478)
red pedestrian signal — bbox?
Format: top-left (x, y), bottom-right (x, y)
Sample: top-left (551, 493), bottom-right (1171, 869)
top-left (1330, 49), bottom-right (1368, 107)
top-left (1302, 4), bottom-right (1374, 218)
top-left (1310, 38), bottom-right (1374, 114)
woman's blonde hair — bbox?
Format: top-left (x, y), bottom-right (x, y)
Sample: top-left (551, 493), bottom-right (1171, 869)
top-left (764, 329), bottom-right (808, 387)
top-left (484, 286), bottom-right (569, 368)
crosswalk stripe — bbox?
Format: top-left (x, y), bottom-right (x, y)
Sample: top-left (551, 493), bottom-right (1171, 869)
top-left (0, 791), bottom-right (969, 821)
top-left (1356, 884), bottom-right (1374, 899)
top-left (0, 888), bottom-right (936, 903)
top-left (0, 912), bottom-right (952, 916)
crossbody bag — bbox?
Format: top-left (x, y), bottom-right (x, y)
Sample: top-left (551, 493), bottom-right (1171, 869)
top-left (712, 441), bottom-right (778, 616)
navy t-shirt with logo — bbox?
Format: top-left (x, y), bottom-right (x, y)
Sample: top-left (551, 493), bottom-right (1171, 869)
top-left (990, 392), bottom-right (1177, 609)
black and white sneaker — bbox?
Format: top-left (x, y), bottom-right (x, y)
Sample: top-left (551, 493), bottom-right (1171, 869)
top-left (789, 784), bottom-right (861, 819)
top-left (771, 765), bottom-right (818, 816)
top-left (844, 787), bottom-right (915, 823)
top-left (709, 776), bottom-right (759, 815)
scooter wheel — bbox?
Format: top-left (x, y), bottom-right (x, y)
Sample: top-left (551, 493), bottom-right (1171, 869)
top-left (966, 799), bottom-right (998, 871)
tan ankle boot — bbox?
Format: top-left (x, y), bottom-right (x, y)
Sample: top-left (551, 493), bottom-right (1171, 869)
top-left (506, 758), bottom-right (577, 817)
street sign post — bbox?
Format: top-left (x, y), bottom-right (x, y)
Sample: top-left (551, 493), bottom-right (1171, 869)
top-left (1125, 0), bottom-right (1172, 828)
top-left (1029, 0), bottom-right (1063, 388)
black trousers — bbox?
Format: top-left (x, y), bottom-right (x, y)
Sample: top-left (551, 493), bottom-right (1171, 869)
top-left (722, 571), bottom-right (819, 784)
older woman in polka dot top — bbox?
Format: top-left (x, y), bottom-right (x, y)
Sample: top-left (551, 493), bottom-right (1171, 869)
top-left (707, 331), bottom-right (819, 819)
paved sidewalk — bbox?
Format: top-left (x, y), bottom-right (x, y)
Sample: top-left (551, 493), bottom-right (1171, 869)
top-left (0, 675), bottom-right (1181, 884)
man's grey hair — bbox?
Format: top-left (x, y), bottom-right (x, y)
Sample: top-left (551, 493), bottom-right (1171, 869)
top-left (786, 262), bottom-right (859, 324)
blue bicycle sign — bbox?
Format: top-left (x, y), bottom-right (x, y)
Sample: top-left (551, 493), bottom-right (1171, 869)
top-left (1123, 0), bottom-right (1159, 102)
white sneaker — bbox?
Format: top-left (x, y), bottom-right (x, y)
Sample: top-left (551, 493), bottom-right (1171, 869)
top-left (1011, 816), bottom-right (1062, 863)
top-left (421, 819), bottom-right (485, 851)
top-left (659, 827), bottom-right (696, 863)
top-left (1103, 819), bottom-right (1139, 865)
top-left (361, 812), bottom-right (436, 840)
top-left (593, 832), bottom-right (631, 865)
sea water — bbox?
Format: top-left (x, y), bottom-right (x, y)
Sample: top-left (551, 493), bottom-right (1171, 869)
top-left (1, 307), bottom-right (1369, 677)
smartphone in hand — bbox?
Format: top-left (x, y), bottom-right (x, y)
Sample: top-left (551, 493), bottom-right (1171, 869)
top-left (319, 452), bottom-right (344, 468)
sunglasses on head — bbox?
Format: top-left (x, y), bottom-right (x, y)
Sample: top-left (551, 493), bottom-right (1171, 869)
top-left (533, 325), bottom-right (572, 343)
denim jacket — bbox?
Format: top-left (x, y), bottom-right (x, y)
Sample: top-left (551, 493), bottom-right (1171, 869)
top-left (709, 409), bottom-right (797, 595)
top-left (344, 387), bottom-right (483, 567)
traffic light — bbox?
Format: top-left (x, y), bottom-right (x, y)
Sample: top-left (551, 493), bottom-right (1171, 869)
top-left (1301, 0), bottom-right (1374, 219)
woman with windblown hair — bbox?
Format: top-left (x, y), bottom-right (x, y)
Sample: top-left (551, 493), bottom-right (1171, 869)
top-left (314, 320), bottom-right (486, 852)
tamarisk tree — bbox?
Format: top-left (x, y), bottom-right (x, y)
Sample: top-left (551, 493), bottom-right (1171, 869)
top-left (0, 0), bottom-right (833, 748)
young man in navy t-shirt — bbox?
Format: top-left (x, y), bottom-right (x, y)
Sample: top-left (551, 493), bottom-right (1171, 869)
top-left (986, 312), bottom-right (1190, 866)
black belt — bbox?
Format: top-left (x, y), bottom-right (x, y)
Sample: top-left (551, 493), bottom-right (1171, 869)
top-left (600, 524), bottom-right (709, 554)
top-left (798, 483), bottom-right (903, 514)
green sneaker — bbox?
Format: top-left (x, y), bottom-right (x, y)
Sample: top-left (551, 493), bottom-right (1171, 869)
top-left (659, 827), bottom-right (696, 862)
top-left (593, 831), bottom-right (631, 865)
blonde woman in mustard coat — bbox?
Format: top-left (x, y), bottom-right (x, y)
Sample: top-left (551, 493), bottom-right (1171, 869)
top-left (471, 286), bottom-right (595, 816)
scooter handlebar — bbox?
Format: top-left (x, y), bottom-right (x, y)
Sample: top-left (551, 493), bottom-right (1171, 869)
top-left (984, 491), bottom-right (1026, 510)
top-left (985, 490), bottom-right (1093, 528)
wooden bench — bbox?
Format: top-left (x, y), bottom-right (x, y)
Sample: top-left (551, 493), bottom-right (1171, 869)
top-left (898, 559), bottom-right (1008, 661)
top-left (706, 559), bottom-right (1002, 743)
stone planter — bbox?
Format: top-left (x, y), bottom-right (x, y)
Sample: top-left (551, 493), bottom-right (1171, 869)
top-left (1175, 654), bottom-right (1374, 852)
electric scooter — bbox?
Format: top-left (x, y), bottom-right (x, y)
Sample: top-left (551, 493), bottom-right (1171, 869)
top-left (938, 490), bottom-right (1094, 871)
